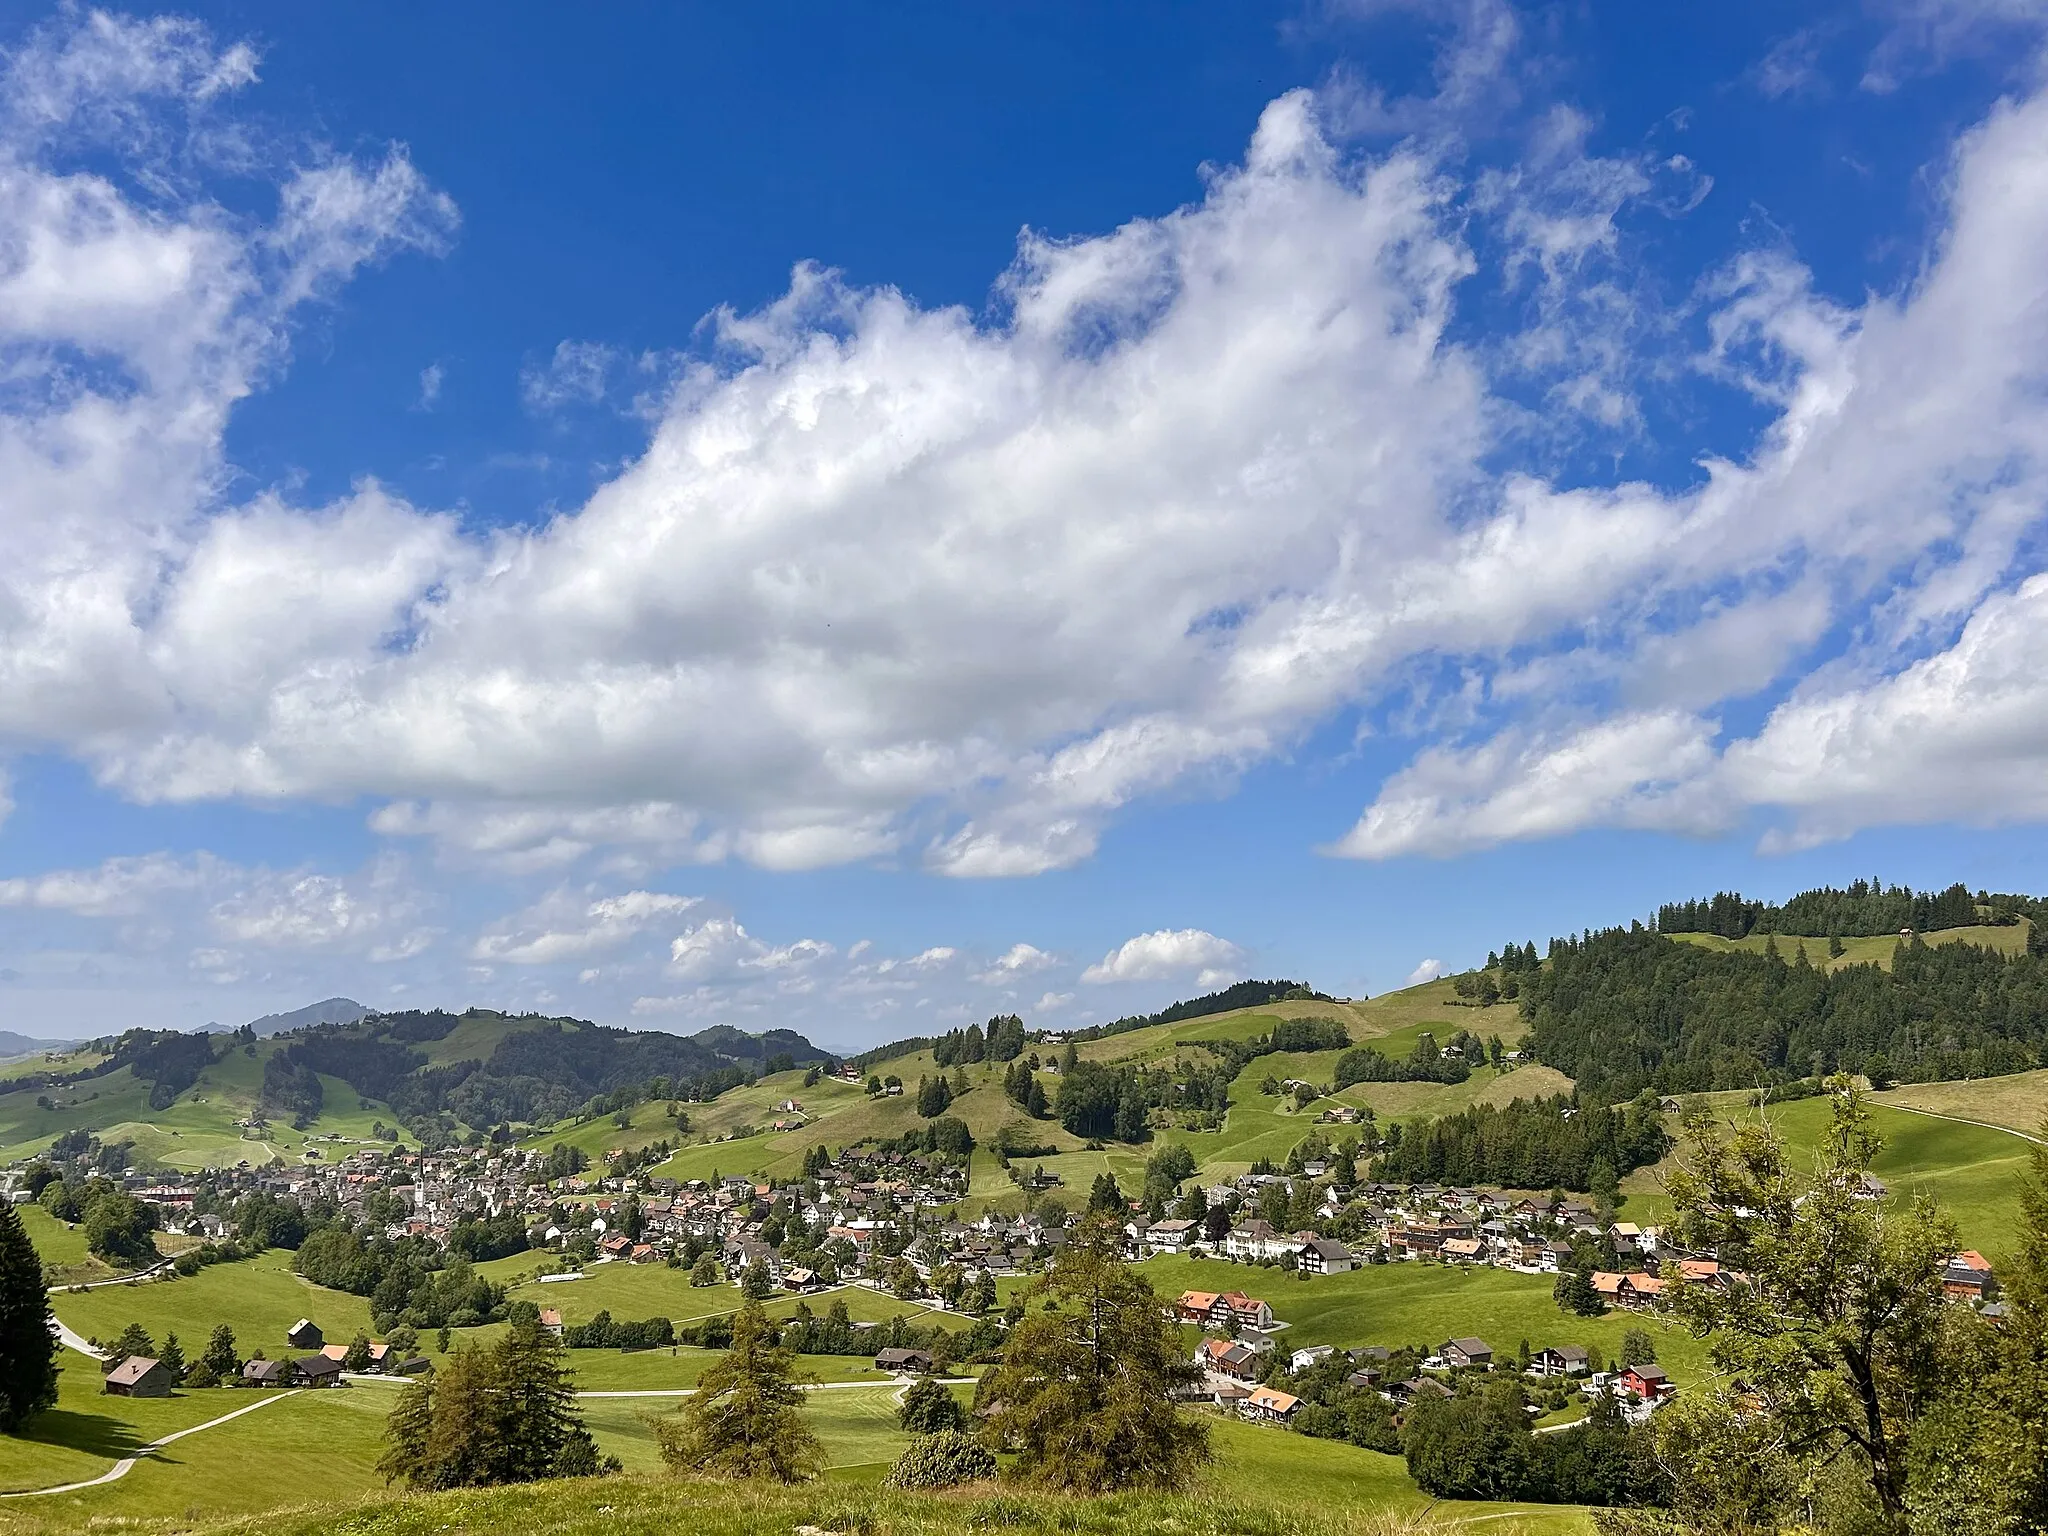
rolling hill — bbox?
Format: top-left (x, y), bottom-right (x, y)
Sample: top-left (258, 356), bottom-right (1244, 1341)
top-left (0, 1010), bottom-right (837, 1172)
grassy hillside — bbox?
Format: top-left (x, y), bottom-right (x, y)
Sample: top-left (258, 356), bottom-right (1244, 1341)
top-left (1668, 922), bottom-right (2027, 970)
top-left (1616, 1094), bottom-right (2031, 1251)
top-left (1877, 1071), bottom-right (2048, 1139)
top-left (0, 1039), bottom-right (412, 1171)
top-left (605, 981), bottom-right (1551, 1208)
top-left (47, 1247), bottom-right (375, 1355)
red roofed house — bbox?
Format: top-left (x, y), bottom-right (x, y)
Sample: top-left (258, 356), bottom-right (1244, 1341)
top-left (1241, 1384), bottom-right (1301, 1423)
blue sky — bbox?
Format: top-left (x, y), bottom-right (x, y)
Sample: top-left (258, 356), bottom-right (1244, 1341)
top-left (3, 0), bottom-right (2048, 1047)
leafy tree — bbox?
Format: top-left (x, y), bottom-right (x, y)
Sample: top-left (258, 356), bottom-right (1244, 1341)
top-left (1661, 1079), bottom-right (1957, 1526)
top-left (436, 1325), bottom-right (451, 1353)
top-left (653, 1302), bottom-right (820, 1482)
top-left (82, 1191), bottom-right (158, 1268)
top-left (200, 1323), bottom-right (239, 1379)
top-left (1618, 1328), bottom-right (1656, 1367)
top-left (741, 1262), bottom-right (774, 1301)
top-left (1403, 1377), bottom-right (1533, 1499)
top-left (977, 1214), bottom-right (1210, 1492)
top-left (899, 1374), bottom-right (968, 1434)
top-left (0, 1202), bottom-right (59, 1430)
top-left (345, 1332), bottom-right (375, 1371)
top-left (691, 1253), bottom-right (720, 1287)
top-left (885, 1428), bottom-right (996, 1488)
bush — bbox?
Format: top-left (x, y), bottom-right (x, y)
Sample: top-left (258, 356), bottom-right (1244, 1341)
top-left (885, 1429), bottom-right (997, 1489)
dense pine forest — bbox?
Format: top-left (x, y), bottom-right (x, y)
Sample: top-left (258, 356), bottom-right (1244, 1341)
top-left (1522, 922), bottom-right (2048, 1101)
top-left (1369, 1092), bottom-right (1669, 1191)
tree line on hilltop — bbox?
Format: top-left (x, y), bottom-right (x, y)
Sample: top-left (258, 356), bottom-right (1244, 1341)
top-left (1523, 921), bottom-right (2048, 1100)
top-left (1654, 878), bottom-right (2031, 942)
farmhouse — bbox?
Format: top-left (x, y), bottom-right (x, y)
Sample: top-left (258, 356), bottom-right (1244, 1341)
top-left (1530, 1344), bottom-right (1591, 1377)
top-left (243, 1358), bottom-right (297, 1387)
top-left (103, 1356), bottom-right (172, 1397)
top-left (1440, 1336), bottom-right (1494, 1369)
top-left (1944, 1251), bottom-right (1996, 1302)
top-left (1240, 1384), bottom-right (1301, 1423)
top-left (875, 1347), bottom-right (935, 1374)
top-left (1196, 1337), bottom-right (1263, 1382)
top-left (285, 1319), bottom-right (323, 1350)
top-left (1591, 1271), bottom-right (1665, 1309)
top-left (1296, 1236), bottom-right (1354, 1275)
top-left (295, 1353), bottom-right (347, 1387)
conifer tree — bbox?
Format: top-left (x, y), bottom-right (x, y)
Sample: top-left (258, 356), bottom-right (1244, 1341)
top-left (158, 1331), bottom-right (186, 1382)
top-left (492, 1318), bottom-right (588, 1481)
top-left (107, 1321), bottom-right (155, 1366)
top-left (654, 1301), bottom-right (820, 1481)
top-left (979, 1214), bottom-right (1210, 1492)
top-left (0, 1202), bottom-right (59, 1430)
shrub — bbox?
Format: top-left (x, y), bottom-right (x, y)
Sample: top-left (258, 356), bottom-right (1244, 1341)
top-left (885, 1429), bottom-right (998, 1489)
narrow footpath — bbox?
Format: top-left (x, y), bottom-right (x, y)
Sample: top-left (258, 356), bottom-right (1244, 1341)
top-left (0, 1391), bottom-right (304, 1499)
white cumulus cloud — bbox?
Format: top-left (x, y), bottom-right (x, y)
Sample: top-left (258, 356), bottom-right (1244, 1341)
top-left (1081, 928), bottom-right (1245, 988)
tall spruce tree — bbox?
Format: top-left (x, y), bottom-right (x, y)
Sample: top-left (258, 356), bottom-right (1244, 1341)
top-left (376, 1324), bottom-right (608, 1489)
top-left (977, 1214), bottom-right (1210, 1492)
top-left (0, 1202), bottom-right (59, 1430)
top-left (654, 1301), bottom-right (820, 1481)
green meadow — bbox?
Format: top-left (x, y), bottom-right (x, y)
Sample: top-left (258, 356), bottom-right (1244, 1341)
top-left (0, 1039), bottom-right (412, 1171)
top-left (47, 1248), bottom-right (374, 1356)
top-left (1617, 1095), bottom-right (2031, 1253)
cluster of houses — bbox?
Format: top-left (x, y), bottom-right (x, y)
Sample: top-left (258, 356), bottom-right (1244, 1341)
top-left (1180, 1307), bottom-right (1679, 1428)
top-left (101, 1318), bottom-right (425, 1398)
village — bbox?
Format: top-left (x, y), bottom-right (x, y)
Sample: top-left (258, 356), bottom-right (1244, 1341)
top-left (7, 1129), bottom-right (2006, 1445)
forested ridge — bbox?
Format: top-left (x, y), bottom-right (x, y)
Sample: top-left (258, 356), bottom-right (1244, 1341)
top-left (1654, 877), bottom-right (2048, 941)
top-left (1522, 922), bottom-right (2048, 1101)
top-left (278, 1012), bottom-right (834, 1140)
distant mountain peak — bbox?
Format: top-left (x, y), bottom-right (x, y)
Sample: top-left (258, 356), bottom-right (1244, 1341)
top-left (244, 997), bottom-right (370, 1037)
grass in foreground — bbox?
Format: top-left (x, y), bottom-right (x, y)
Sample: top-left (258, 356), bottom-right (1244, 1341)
top-left (0, 1422), bottom-right (1588, 1536)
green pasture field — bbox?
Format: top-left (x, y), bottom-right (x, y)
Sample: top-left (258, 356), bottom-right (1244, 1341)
top-left (0, 1047), bottom-right (105, 1084)
top-left (1877, 1070), bottom-right (2048, 1139)
top-left (1667, 922), bottom-right (2026, 970)
top-left (1616, 1096), bottom-right (2031, 1253)
top-left (563, 1348), bottom-right (892, 1392)
top-left (0, 1360), bottom-right (255, 1494)
top-left (475, 1261), bottom-right (976, 1338)
top-left (0, 1037), bottom-right (413, 1171)
top-left (1130, 1254), bottom-right (1710, 1387)
top-left (47, 1248), bottom-right (374, 1357)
